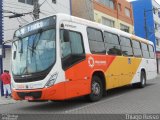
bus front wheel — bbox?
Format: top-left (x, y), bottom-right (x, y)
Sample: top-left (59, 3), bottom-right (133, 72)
top-left (87, 76), bottom-right (103, 102)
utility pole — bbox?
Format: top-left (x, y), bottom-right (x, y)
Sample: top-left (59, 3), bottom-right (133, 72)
top-left (33, 0), bottom-right (40, 20)
top-left (0, 0), bottom-right (3, 96)
top-left (144, 9), bottom-right (148, 40)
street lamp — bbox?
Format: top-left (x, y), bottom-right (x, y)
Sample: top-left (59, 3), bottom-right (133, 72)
top-left (144, 8), bottom-right (160, 39)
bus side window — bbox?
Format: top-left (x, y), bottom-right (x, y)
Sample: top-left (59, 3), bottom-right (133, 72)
top-left (104, 31), bottom-right (121, 56)
top-left (60, 29), bottom-right (85, 70)
top-left (141, 42), bottom-right (150, 58)
top-left (87, 27), bottom-right (105, 54)
top-left (148, 44), bottom-right (155, 59)
top-left (132, 40), bottom-right (142, 57)
top-left (120, 36), bottom-right (133, 56)
top-left (60, 30), bottom-right (72, 58)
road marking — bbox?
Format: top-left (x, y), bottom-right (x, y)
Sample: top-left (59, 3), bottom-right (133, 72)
top-left (64, 93), bottom-right (128, 113)
top-left (65, 79), bottom-right (159, 113)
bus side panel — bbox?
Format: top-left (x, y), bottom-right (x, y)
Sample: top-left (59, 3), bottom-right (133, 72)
top-left (147, 59), bottom-right (157, 80)
top-left (131, 58), bottom-right (157, 84)
top-left (64, 56), bottom-right (91, 99)
top-left (105, 56), bottom-right (142, 89)
top-left (64, 54), bottom-right (115, 99)
top-left (64, 54), bottom-right (142, 99)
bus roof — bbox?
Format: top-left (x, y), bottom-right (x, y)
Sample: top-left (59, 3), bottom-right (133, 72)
top-left (16, 13), bottom-right (154, 46)
top-left (67, 14), bottom-right (154, 46)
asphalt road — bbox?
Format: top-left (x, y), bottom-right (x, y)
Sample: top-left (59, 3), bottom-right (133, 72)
top-left (0, 75), bottom-right (160, 114)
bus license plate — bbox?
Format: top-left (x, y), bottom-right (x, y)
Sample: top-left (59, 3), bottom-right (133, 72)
top-left (25, 96), bottom-right (34, 100)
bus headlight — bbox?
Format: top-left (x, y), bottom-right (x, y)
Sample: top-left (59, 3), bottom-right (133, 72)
top-left (45, 73), bottom-right (58, 88)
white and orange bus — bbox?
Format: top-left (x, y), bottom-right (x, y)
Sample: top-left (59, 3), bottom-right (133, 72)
top-left (11, 14), bottom-right (157, 102)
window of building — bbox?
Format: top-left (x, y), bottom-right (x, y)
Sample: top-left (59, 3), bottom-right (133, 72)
top-left (132, 40), bottom-right (142, 57)
top-left (158, 11), bottom-right (160, 18)
top-left (87, 27), bottom-right (105, 54)
top-left (125, 7), bottom-right (131, 17)
top-left (52, 0), bottom-right (56, 4)
top-left (155, 22), bottom-right (158, 30)
top-left (109, 0), bottom-right (114, 9)
top-left (26, 0), bottom-right (34, 5)
top-left (97, 0), bottom-right (115, 9)
top-left (156, 38), bottom-right (159, 46)
top-left (102, 17), bottom-right (115, 27)
top-left (118, 3), bottom-right (121, 11)
top-left (153, 7), bottom-right (156, 14)
top-left (120, 24), bottom-right (130, 33)
top-left (104, 32), bottom-right (121, 55)
top-left (120, 36), bottom-right (133, 56)
top-left (155, 23), bottom-right (157, 30)
top-left (141, 42), bottom-right (150, 58)
top-left (18, 0), bottom-right (25, 3)
top-left (18, 0), bottom-right (34, 5)
top-left (148, 44), bottom-right (155, 59)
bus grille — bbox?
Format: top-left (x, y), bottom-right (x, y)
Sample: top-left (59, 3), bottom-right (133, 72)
top-left (17, 91), bottom-right (42, 99)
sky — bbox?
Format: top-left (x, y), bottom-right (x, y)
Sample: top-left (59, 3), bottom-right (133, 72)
top-left (126, 0), bottom-right (160, 5)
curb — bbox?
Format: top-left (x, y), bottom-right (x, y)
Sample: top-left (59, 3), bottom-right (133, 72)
top-left (0, 98), bottom-right (17, 105)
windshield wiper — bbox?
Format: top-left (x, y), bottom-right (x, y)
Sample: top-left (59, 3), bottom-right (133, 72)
top-left (28, 29), bottom-right (43, 56)
top-left (27, 34), bottom-right (39, 56)
top-left (32, 29), bottom-right (43, 51)
top-left (21, 66), bottom-right (27, 75)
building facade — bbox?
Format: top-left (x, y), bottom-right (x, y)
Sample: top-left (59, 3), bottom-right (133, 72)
top-left (2, 0), bottom-right (71, 72)
top-left (153, 0), bottom-right (160, 73)
top-left (132, 0), bottom-right (160, 73)
top-left (71, 0), bottom-right (94, 21)
top-left (72, 0), bottom-right (134, 34)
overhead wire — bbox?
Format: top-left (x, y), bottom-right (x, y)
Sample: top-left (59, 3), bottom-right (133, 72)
top-left (39, 0), bottom-right (48, 7)
top-left (16, 17), bottom-right (22, 25)
top-left (19, 17), bottom-right (29, 23)
top-left (45, 0), bottom-right (57, 13)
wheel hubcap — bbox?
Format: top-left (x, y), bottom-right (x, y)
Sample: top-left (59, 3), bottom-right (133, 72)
top-left (92, 82), bottom-right (100, 96)
top-left (142, 77), bottom-right (145, 85)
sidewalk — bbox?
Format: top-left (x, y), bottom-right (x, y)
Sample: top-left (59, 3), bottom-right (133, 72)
top-left (0, 82), bottom-right (17, 105)
top-left (0, 97), bottom-right (17, 105)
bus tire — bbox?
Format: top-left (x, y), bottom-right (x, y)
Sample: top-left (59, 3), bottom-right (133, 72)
top-left (88, 76), bottom-right (103, 102)
top-left (28, 100), bottom-right (48, 102)
top-left (138, 71), bottom-right (146, 88)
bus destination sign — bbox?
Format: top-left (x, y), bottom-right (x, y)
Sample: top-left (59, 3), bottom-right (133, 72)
top-left (15, 16), bottom-right (56, 37)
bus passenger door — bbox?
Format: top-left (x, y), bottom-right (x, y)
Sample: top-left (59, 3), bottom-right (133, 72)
top-left (60, 25), bottom-right (89, 99)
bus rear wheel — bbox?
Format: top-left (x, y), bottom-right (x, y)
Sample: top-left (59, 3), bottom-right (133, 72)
top-left (87, 76), bottom-right (103, 102)
top-left (138, 71), bottom-right (146, 88)
top-left (132, 71), bottom-right (146, 88)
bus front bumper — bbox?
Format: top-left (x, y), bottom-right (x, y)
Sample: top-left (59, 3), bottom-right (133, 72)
top-left (12, 82), bottom-right (66, 101)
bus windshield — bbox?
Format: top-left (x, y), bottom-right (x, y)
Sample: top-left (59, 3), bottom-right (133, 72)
top-left (12, 29), bottom-right (56, 76)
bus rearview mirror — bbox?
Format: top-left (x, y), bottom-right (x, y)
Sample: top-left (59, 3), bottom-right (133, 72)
top-left (13, 51), bottom-right (16, 60)
top-left (63, 30), bottom-right (69, 42)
